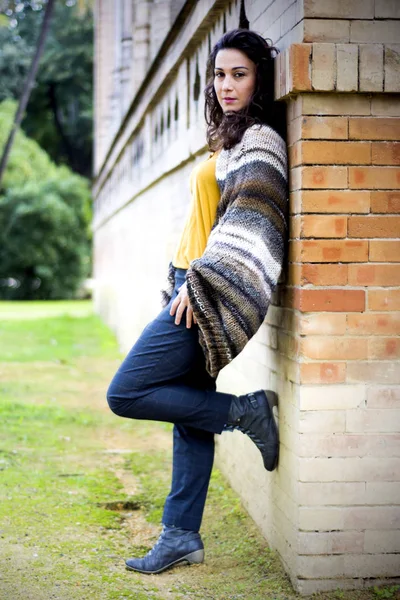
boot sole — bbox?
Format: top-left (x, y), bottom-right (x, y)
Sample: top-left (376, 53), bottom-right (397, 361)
top-left (125, 549), bottom-right (204, 574)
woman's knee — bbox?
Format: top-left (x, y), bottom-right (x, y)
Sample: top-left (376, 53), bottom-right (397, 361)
top-left (106, 381), bottom-right (135, 417)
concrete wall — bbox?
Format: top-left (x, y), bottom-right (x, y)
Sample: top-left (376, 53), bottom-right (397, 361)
top-left (93, 0), bottom-right (400, 592)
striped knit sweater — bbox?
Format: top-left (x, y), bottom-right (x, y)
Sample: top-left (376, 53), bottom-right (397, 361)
top-left (164, 123), bottom-right (288, 378)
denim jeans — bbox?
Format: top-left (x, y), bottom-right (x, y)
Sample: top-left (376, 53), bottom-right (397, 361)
top-left (107, 267), bottom-right (236, 531)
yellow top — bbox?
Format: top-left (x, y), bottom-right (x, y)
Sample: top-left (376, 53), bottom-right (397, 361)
top-left (172, 152), bottom-right (220, 269)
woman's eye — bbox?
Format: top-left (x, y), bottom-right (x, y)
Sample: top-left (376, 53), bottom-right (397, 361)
top-left (235, 72), bottom-right (244, 77)
top-left (214, 73), bottom-right (223, 78)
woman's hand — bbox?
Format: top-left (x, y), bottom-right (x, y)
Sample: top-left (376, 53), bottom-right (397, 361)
top-left (170, 281), bottom-right (197, 328)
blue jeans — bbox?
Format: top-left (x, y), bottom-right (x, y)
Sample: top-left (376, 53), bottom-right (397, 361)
top-left (107, 268), bottom-right (235, 531)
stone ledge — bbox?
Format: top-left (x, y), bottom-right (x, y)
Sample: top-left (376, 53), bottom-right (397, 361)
top-left (275, 43), bottom-right (400, 99)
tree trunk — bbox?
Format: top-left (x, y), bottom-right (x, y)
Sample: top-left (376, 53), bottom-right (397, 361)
top-left (0, 0), bottom-right (57, 188)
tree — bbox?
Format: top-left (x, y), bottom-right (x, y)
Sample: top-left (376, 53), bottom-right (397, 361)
top-left (0, 28), bottom-right (31, 102)
top-left (0, 99), bottom-right (58, 190)
top-left (0, 178), bottom-right (91, 299)
top-left (0, 0), bottom-right (56, 187)
top-left (0, 0), bottom-right (93, 177)
top-left (0, 99), bottom-right (91, 300)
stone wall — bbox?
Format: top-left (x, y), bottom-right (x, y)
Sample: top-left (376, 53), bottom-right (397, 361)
top-left (93, 0), bottom-right (400, 593)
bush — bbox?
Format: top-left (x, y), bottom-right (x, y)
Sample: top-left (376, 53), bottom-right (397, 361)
top-left (0, 100), bottom-right (92, 300)
top-left (0, 99), bottom-right (58, 190)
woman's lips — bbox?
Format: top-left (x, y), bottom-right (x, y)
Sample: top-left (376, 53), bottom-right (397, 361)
top-left (223, 98), bottom-right (236, 103)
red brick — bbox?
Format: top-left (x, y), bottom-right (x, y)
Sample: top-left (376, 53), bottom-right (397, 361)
top-left (300, 240), bottom-right (368, 263)
top-left (289, 241), bottom-right (301, 262)
top-left (301, 264), bottom-right (348, 285)
top-left (367, 387), bottom-right (400, 408)
top-left (301, 337), bottom-right (368, 360)
top-left (302, 166), bottom-right (348, 189)
top-left (301, 141), bottom-right (371, 165)
top-left (289, 142), bottom-right (302, 167)
top-left (298, 289), bottom-right (365, 312)
top-left (290, 191), bottom-right (302, 214)
top-left (385, 45), bottom-right (400, 93)
top-left (347, 313), bottom-right (400, 335)
top-left (302, 190), bottom-right (370, 213)
top-left (369, 289), bottom-right (400, 311)
top-left (349, 117), bottom-right (400, 140)
top-left (348, 216), bottom-right (400, 238)
top-left (312, 43), bottom-right (336, 90)
top-left (288, 117), bottom-right (302, 146)
top-left (370, 192), bottom-right (400, 213)
top-left (372, 95), bottom-right (400, 117)
top-left (288, 95), bottom-right (303, 121)
top-left (370, 241), bottom-right (400, 262)
top-left (301, 116), bottom-right (348, 140)
top-left (290, 167), bottom-right (302, 192)
top-left (300, 362), bottom-right (347, 384)
top-left (368, 338), bottom-right (400, 359)
top-left (282, 287), bottom-right (300, 310)
top-left (336, 43), bottom-right (358, 92)
top-left (348, 264), bottom-right (400, 286)
top-left (301, 215), bottom-right (347, 238)
top-left (288, 263), bottom-right (302, 285)
top-left (359, 43), bottom-right (384, 92)
top-left (351, 20), bottom-right (399, 44)
top-left (304, 19), bottom-right (350, 43)
top-left (298, 313), bottom-right (347, 335)
top-left (290, 215), bottom-right (301, 239)
top-left (275, 49), bottom-right (286, 99)
top-left (372, 142), bottom-right (400, 166)
top-left (349, 167), bottom-right (400, 189)
top-left (305, 1), bottom-right (374, 18)
top-left (347, 362), bottom-right (400, 384)
top-left (290, 44), bottom-right (312, 92)
top-left (303, 93), bottom-right (371, 116)
top-left (277, 332), bottom-right (299, 359)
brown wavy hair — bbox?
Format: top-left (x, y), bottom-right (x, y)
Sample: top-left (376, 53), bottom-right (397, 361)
top-left (205, 29), bottom-right (285, 151)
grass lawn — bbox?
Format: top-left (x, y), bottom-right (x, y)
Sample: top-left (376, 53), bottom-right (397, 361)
top-left (0, 299), bottom-right (93, 320)
top-left (0, 301), bottom-right (398, 600)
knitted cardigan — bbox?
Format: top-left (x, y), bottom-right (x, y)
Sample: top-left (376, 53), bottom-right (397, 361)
top-left (163, 123), bottom-right (288, 378)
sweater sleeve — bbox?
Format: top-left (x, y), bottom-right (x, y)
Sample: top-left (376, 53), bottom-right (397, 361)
top-left (186, 125), bottom-right (288, 378)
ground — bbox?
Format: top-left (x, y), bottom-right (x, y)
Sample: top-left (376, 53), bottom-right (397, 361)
top-left (0, 301), bottom-right (399, 600)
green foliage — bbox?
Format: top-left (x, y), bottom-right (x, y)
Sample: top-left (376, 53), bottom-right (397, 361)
top-left (0, 176), bottom-right (91, 299)
top-left (0, 99), bottom-right (58, 188)
top-left (0, 1), bottom-right (93, 176)
top-left (0, 28), bottom-right (31, 102)
top-left (0, 99), bottom-right (92, 300)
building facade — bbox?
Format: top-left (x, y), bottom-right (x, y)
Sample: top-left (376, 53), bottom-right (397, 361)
top-left (93, 0), bottom-right (400, 593)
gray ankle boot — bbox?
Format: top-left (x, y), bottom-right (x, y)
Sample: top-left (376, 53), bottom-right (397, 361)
top-left (226, 390), bottom-right (279, 471)
top-left (125, 525), bottom-right (204, 574)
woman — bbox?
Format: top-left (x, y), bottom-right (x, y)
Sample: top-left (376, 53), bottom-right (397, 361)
top-left (107, 28), bottom-right (288, 575)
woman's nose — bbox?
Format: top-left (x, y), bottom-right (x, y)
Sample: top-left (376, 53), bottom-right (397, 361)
top-left (222, 76), bottom-right (233, 90)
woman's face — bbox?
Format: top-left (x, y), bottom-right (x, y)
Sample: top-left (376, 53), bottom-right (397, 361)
top-left (214, 48), bottom-right (257, 113)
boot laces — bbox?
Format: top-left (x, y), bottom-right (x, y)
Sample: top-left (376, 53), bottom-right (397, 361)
top-left (235, 425), bottom-right (263, 446)
top-left (147, 526), bottom-right (167, 556)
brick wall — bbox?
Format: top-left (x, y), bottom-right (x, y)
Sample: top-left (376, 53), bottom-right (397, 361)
top-left (269, 3), bottom-right (400, 588)
top-left (286, 91), bottom-right (400, 593)
top-left (93, 0), bottom-right (400, 593)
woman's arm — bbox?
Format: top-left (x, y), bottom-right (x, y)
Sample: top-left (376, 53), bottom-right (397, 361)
top-left (186, 124), bottom-right (288, 376)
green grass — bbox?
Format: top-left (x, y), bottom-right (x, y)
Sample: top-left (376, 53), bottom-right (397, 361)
top-left (0, 299), bottom-right (93, 319)
top-left (0, 301), bottom-right (398, 600)
top-left (0, 312), bottom-right (118, 362)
